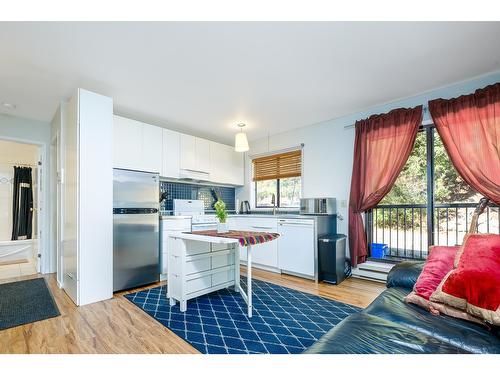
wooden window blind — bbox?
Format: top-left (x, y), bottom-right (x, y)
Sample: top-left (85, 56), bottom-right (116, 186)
top-left (252, 150), bottom-right (302, 181)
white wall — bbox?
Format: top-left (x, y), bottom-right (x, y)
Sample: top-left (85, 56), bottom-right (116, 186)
top-left (236, 71), bottom-right (500, 259)
top-left (236, 122), bottom-right (355, 243)
top-left (0, 140), bottom-right (39, 241)
top-left (0, 113), bottom-right (52, 272)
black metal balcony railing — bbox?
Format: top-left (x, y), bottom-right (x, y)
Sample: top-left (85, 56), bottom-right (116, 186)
top-left (366, 203), bottom-right (500, 262)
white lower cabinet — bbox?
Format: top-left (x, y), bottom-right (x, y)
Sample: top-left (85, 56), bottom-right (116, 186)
top-left (227, 216), bottom-right (317, 279)
top-left (277, 219), bottom-right (315, 278)
top-left (227, 217), bottom-right (279, 272)
top-left (160, 218), bottom-right (191, 280)
top-left (168, 238), bottom-right (238, 310)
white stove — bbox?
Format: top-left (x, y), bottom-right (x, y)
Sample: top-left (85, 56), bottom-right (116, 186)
top-left (173, 199), bottom-right (218, 231)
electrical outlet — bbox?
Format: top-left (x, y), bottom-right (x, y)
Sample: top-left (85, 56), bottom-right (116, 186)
top-left (340, 199), bottom-right (347, 208)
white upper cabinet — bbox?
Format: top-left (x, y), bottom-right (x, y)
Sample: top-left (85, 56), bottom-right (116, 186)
top-left (195, 137), bottom-right (210, 173)
top-left (114, 115), bottom-right (167, 174)
top-left (113, 116), bottom-right (142, 171)
top-left (114, 116), bottom-right (243, 185)
top-left (180, 134), bottom-right (211, 174)
top-left (210, 141), bottom-right (244, 186)
top-left (179, 134), bottom-right (197, 171)
top-left (141, 123), bottom-right (163, 173)
top-left (162, 128), bottom-right (180, 178)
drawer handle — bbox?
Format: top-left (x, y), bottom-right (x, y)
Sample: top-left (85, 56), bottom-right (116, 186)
top-left (251, 226), bottom-right (274, 230)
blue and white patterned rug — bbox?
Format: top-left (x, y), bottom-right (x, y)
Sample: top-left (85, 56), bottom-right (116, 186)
top-left (124, 278), bottom-right (360, 354)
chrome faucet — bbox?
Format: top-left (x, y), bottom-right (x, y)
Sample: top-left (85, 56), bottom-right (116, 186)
top-left (271, 193), bottom-right (278, 215)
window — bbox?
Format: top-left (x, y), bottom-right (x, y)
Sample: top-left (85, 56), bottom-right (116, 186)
top-left (253, 150), bottom-right (302, 208)
top-left (368, 125), bottom-right (499, 262)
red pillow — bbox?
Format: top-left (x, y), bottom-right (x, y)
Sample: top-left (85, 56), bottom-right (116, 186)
top-left (430, 234), bottom-right (500, 325)
top-left (405, 246), bottom-right (458, 311)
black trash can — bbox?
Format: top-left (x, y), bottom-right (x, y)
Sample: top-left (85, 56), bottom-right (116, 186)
top-left (318, 234), bottom-right (347, 285)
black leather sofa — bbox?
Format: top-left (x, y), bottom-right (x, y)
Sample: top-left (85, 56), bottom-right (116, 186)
top-left (305, 261), bottom-right (500, 354)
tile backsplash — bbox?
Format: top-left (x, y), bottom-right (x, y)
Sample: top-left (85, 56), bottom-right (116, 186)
top-left (160, 181), bottom-right (235, 212)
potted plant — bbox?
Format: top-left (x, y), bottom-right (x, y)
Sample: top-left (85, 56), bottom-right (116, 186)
top-left (214, 199), bottom-right (229, 233)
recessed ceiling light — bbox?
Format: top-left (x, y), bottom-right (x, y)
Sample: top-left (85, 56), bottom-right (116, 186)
top-left (1, 102), bottom-right (17, 109)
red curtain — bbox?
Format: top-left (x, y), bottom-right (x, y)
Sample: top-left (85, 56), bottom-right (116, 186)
top-left (429, 83), bottom-right (500, 204)
top-left (349, 106), bottom-right (422, 267)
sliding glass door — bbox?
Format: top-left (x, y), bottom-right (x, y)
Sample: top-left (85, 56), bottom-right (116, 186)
top-left (366, 125), bottom-right (499, 262)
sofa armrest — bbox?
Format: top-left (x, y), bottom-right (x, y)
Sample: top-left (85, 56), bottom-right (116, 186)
top-left (386, 261), bottom-right (424, 289)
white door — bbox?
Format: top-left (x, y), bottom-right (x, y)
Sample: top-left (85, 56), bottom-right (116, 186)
top-left (141, 123), bottom-right (163, 173)
top-left (162, 129), bottom-right (180, 178)
top-left (278, 220), bottom-right (315, 277)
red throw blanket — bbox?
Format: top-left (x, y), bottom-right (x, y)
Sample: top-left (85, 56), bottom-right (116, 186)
top-left (191, 230), bottom-right (280, 247)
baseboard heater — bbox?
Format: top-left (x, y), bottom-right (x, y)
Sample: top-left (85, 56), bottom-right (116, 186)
top-left (351, 261), bottom-right (395, 283)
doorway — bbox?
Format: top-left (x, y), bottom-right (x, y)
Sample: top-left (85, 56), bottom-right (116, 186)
top-left (0, 138), bottom-right (45, 279)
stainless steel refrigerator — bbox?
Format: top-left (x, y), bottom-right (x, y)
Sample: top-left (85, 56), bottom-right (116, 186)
top-left (113, 168), bottom-right (160, 291)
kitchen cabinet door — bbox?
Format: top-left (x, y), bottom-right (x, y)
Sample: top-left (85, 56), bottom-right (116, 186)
top-left (210, 142), bottom-right (244, 186)
top-left (195, 137), bottom-right (210, 173)
top-left (228, 217), bottom-right (279, 269)
top-left (246, 219), bottom-right (278, 268)
top-left (162, 128), bottom-right (180, 178)
top-left (228, 147), bottom-right (244, 185)
top-left (141, 123), bottom-right (163, 173)
top-left (278, 220), bottom-right (315, 277)
top-left (180, 134), bottom-right (196, 171)
top-left (113, 115), bottom-right (142, 170)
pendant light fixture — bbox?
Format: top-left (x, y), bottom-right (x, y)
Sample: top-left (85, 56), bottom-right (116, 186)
top-left (234, 123), bottom-right (249, 152)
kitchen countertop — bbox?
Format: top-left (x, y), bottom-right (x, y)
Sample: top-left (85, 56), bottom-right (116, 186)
top-left (160, 215), bottom-right (192, 220)
top-left (228, 214), bottom-right (315, 220)
top-left (160, 213), bottom-right (328, 220)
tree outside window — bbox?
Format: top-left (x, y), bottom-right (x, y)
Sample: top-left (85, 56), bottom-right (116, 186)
top-left (255, 177), bottom-right (301, 208)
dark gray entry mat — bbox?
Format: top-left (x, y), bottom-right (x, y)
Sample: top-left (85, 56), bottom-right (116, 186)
top-left (0, 278), bottom-right (60, 331)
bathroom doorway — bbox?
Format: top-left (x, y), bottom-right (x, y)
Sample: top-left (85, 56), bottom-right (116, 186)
top-left (0, 138), bottom-right (44, 280)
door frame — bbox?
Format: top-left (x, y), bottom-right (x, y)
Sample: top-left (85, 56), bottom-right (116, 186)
top-left (51, 131), bottom-right (63, 285)
top-left (0, 135), bottom-right (49, 274)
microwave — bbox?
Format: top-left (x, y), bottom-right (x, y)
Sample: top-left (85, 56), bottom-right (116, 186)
top-left (300, 198), bottom-right (336, 215)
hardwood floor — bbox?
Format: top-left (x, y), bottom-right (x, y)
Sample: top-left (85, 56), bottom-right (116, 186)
top-left (0, 269), bottom-right (385, 354)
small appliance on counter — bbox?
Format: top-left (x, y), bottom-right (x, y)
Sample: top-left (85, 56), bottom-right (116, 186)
top-left (318, 234), bottom-right (347, 285)
top-left (113, 169), bottom-right (160, 292)
top-left (240, 200), bottom-right (251, 214)
top-left (300, 198), bottom-right (336, 215)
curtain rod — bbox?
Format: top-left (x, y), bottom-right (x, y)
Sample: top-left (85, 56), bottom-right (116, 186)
top-left (343, 106), bottom-right (431, 130)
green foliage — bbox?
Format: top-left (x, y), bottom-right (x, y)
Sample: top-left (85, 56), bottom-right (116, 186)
top-left (214, 199), bottom-right (228, 224)
top-left (256, 177), bottom-right (301, 207)
top-left (381, 130), bottom-right (477, 206)
top-left (376, 130), bottom-right (479, 231)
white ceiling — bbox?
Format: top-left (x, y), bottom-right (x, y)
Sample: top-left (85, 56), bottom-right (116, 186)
top-left (1, 22), bottom-right (499, 144)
